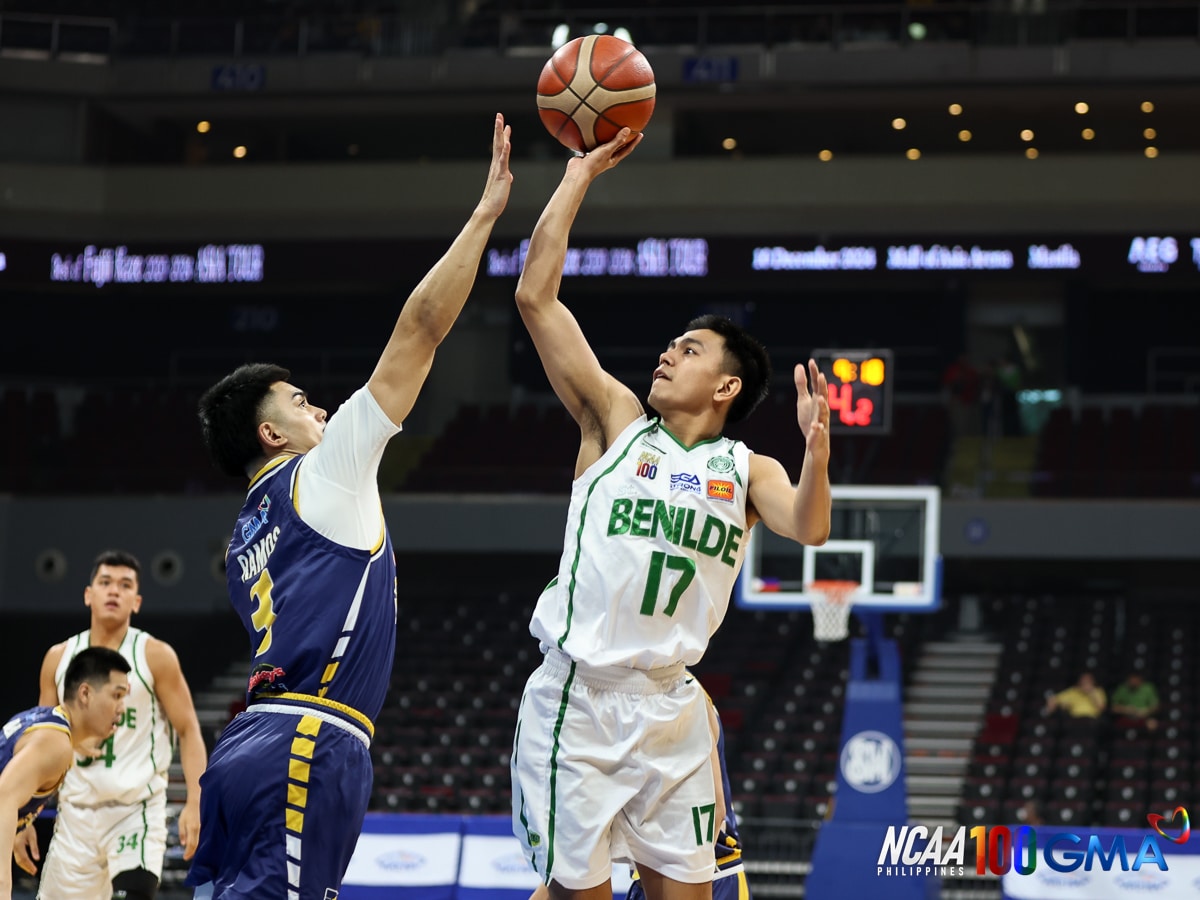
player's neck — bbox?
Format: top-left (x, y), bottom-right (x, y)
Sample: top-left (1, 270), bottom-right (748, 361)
top-left (89, 620), bottom-right (130, 649)
top-left (657, 412), bottom-right (724, 450)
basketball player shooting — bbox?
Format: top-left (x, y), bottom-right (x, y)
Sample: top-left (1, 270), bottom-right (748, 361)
top-left (509, 127), bottom-right (832, 900)
top-left (186, 113), bottom-right (512, 900)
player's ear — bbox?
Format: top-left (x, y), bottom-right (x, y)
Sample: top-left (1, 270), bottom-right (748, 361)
top-left (257, 419), bottom-right (287, 451)
top-left (715, 375), bottom-right (742, 404)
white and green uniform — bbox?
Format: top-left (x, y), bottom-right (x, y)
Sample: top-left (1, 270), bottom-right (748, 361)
top-left (514, 415), bottom-right (753, 889)
top-left (38, 627), bottom-right (172, 899)
top-left (531, 414), bottom-right (751, 669)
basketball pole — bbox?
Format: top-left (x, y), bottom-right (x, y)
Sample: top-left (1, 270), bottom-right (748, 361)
top-left (805, 611), bottom-right (937, 900)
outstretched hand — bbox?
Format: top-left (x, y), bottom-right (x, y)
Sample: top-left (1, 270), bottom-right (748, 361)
top-left (476, 113), bottom-right (513, 221)
top-left (796, 359), bottom-right (830, 462)
top-left (567, 128), bottom-right (643, 180)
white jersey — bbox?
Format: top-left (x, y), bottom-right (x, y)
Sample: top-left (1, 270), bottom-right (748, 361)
top-left (54, 628), bottom-right (172, 806)
top-left (530, 414), bottom-right (752, 669)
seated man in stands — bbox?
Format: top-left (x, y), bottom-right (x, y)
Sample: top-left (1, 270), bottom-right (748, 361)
top-left (1110, 671), bottom-right (1160, 731)
top-left (1043, 671), bottom-right (1106, 718)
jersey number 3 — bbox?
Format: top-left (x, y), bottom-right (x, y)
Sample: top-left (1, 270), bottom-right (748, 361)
top-left (640, 551), bottom-right (696, 617)
top-left (250, 568), bottom-right (278, 655)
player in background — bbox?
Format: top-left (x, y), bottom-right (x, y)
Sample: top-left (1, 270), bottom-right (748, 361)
top-left (26, 550), bottom-right (207, 900)
top-left (510, 127), bottom-right (830, 899)
top-left (4, 648), bottom-right (131, 900)
top-left (187, 113), bottom-right (512, 900)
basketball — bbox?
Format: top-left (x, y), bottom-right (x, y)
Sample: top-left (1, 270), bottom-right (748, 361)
top-left (536, 35), bottom-right (656, 153)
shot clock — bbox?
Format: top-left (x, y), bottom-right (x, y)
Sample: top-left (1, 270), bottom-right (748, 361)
top-left (811, 348), bottom-right (894, 434)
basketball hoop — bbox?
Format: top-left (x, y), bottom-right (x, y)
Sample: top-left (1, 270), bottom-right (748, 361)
top-left (809, 580), bottom-right (858, 641)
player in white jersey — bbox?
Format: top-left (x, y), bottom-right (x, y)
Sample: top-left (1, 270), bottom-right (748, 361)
top-left (510, 128), bottom-right (831, 900)
top-left (24, 550), bottom-right (207, 900)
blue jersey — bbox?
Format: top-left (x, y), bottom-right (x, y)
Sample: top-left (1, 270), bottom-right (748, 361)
top-left (0, 706), bottom-right (72, 833)
top-left (226, 454), bottom-right (397, 724)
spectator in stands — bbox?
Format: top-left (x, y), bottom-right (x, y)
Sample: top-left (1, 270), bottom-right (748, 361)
top-left (187, 114), bottom-right (513, 900)
top-left (1043, 671), bottom-right (1106, 718)
top-left (942, 353), bottom-right (980, 437)
top-left (510, 126), bottom-right (828, 900)
top-left (1110, 671), bottom-right (1160, 732)
top-left (996, 354), bottom-right (1022, 436)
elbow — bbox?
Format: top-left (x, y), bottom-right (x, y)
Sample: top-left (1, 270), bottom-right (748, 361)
top-left (806, 527), bottom-right (831, 547)
top-left (514, 284), bottom-right (540, 312)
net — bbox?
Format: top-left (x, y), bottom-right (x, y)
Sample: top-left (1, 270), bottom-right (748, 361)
top-left (809, 580), bottom-right (858, 641)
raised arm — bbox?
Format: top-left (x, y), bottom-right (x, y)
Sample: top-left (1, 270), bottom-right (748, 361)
top-left (366, 113), bottom-right (513, 426)
top-left (147, 639), bottom-right (207, 861)
top-left (514, 129), bottom-right (644, 461)
top-left (747, 360), bottom-right (832, 545)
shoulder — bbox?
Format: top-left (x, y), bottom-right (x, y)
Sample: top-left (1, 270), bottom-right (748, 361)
top-left (144, 637), bottom-right (183, 676)
top-left (40, 642), bottom-right (68, 677)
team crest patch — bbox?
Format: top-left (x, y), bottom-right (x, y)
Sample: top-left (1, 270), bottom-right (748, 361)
top-left (707, 456), bottom-right (734, 473)
top-left (670, 473), bottom-right (702, 494)
top-left (707, 480), bottom-right (735, 502)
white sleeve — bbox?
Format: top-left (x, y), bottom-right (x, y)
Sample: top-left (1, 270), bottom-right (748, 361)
top-left (294, 386), bottom-right (402, 551)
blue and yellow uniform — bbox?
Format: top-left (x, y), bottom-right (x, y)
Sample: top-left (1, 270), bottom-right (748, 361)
top-left (0, 706), bottom-right (73, 833)
top-left (188, 454), bottom-right (397, 900)
top-left (626, 704), bottom-right (751, 900)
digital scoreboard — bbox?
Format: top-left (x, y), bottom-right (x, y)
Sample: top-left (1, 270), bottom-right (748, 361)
top-left (811, 348), bottom-right (894, 435)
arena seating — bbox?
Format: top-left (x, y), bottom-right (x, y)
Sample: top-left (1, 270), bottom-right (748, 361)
top-left (961, 594), bottom-right (1196, 828)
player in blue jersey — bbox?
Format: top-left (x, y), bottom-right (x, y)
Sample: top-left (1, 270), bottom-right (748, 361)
top-left (2, 647), bottom-right (130, 900)
top-left (187, 113), bottom-right (513, 900)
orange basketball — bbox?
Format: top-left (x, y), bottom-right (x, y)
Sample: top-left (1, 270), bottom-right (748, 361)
top-left (536, 35), bottom-right (656, 153)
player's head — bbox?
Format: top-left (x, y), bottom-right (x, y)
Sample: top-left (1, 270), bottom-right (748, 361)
top-left (199, 363), bottom-right (327, 477)
top-left (85, 549), bottom-right (143, 624)
top-left (648, 315), bottom-right (771, 425)
top-left (62, 646), bottom-right (130, 744)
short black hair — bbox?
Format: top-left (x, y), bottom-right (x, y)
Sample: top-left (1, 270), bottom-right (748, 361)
top-left (198, 363), bottom-right (291, 477)
top-left (63, 647), bottom-right (130, 700)
top-left (685, 315), bottom-right (772, 424)
top-left (89, 550), bottom-right (141, 586)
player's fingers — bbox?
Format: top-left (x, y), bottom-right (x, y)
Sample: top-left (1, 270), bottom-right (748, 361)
top-left (809, 359), bottom-right (822, 392)
top-left (14, 839), bottom-right (37, 874)
top-left (794, 362), bottom-right (809, 394)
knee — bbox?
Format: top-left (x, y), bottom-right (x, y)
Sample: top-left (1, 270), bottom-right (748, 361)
top-left (111, 867), bottom-right (159, 900)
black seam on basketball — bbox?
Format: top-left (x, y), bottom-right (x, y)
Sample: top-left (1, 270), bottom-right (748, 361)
top-left (594, 47), bottom-right (637, 87)
top-left (550, 55), bottom-right (575, 91)
top-left (596, 100), bottom-right (646, 131)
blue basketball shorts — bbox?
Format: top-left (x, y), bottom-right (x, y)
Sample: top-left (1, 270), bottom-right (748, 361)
top-left (186, 704), bottom-right (372, 900)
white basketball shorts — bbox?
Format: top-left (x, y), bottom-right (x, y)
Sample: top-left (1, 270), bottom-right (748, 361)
top-left (511, 648), bottom-right (717, 890)
top-left (38, 792), bottom-right (168, 899)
